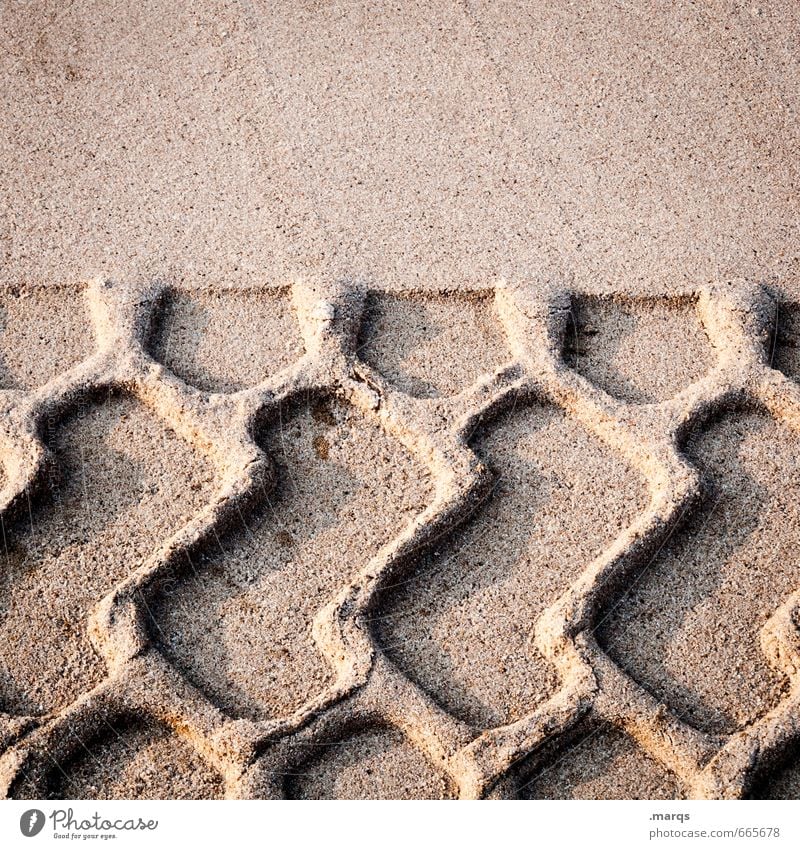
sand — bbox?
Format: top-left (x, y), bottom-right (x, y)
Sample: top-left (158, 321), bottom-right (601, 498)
top-left (564, 296), bottom-right (715, 404)
top-left (44, 716), bottom-right (225, 801)
top-left (0, 288), bottom-right (93, 389)
top-left (598, 410), bottom-right (800, 735)
top-left (357, 292), bottom-right (511, 399)
top-left (2, 0), bottom-right (798, 296)
top-left (1, 1), bottom-right (799, 801)
top-left (0, 392), bottom-right (218, 717)
top-left (374, 402), bottom-right (648, 729)
top-left (151, 396), bottom-right (432, 723)
top-left (286, 726), bottom-right (455, 801)
top-left (519, 720), bottom-right (684, 801)
top-left (149, 287), bottom-right (304, 393)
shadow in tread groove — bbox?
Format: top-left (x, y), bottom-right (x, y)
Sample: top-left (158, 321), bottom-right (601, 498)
top-left (773, 301), bottom-right (800, 381)
top-left (148, 288), bottom-right (304, 393)
top-left (0, 392), bottom-right (218, 716)
top-left (148, 397), bottom-right (433, 722)
top-left (34, 717), bottom-right (224, 800)
top-left (519, 721), bottom-right (683, 800)
top-left (564, 296), bottom-right (713, 403)
top-left (374, 401), bottom-right (649, 729)
top-left (285, 725), bottom-right (454, 800)
top-left (749, 755), bottom-right (800, 800)
top-left (598, 409), bottom-right (800, 734)
top-left (357, 292), bottom-right (510, 398)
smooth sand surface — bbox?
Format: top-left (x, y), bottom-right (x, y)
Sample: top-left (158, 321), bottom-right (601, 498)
top-left (1, 1), bottom-right (797, 297)
top-left (1, 2), bottom-right (799, 800)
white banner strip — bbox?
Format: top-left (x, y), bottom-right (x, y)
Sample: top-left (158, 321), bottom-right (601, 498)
top-left (1, 800), bottom-right (797, 849)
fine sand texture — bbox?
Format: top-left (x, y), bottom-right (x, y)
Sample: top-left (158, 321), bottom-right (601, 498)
top-left (1, 1), bottom-right (800, 802)
top-left (2, 1), bottom-right (798, 298)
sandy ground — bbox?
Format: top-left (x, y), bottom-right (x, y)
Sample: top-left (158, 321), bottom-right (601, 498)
top-left (0, 1), bottom-right (799, 800)
top-left (1, 0), bottom-right (798, 298)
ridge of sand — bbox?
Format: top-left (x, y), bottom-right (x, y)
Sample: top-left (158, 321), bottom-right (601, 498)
top-left (0, 279), bottom-right (799, 800)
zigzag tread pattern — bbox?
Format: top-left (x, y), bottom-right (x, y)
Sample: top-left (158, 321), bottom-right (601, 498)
top-left (0, 278), bottom-right (798, 799)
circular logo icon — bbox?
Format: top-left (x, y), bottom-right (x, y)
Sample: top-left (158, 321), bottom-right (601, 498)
top-left (20, 810), bottom-right (45, 837)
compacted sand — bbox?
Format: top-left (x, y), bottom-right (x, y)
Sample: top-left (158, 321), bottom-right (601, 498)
top-left (0, 1), bottom-right (799, 800)
top-left (374, 402), bottom-right (649, 730)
